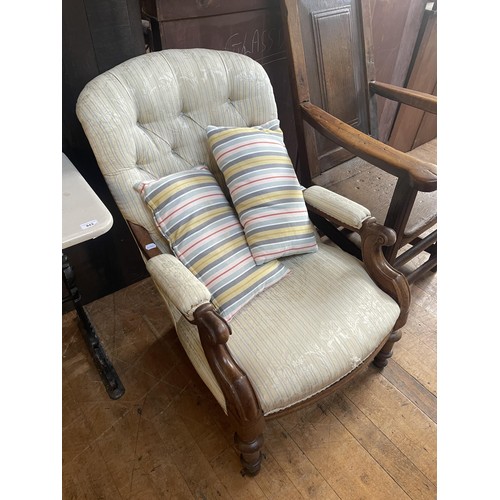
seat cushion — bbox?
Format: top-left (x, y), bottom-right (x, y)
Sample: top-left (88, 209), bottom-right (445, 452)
top-left (136, 167), bottom-right (288, 320)
top-left (207, 122), bottom-right (318, 264)
top-left (173, 240), bottom-right (401, 415)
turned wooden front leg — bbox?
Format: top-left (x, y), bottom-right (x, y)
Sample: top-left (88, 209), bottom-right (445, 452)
top-left (374, 330), bottom-right (402, 368)
top-left (235, 430), bottom-right (264, 476)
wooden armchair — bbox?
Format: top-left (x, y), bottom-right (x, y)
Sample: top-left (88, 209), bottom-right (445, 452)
top-left (281, 0), bottom-right (437, 283)
top-left (76, 48), bottom-right (410, 475)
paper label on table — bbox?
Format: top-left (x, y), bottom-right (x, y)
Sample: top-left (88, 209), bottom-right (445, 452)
top-left (145, 243), bottom-right (157, 250)
top-left (80, 219), bottom-right (98, 230)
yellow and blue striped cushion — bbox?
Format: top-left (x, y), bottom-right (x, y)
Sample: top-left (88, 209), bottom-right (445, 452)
top-left (135, 167), bottom-right (288, 320)
top-left (207, 122), bottom-right (318, 265)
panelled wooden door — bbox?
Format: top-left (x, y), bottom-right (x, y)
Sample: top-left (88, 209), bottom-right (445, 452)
top-left (292, 0), bottom-right (372, 175)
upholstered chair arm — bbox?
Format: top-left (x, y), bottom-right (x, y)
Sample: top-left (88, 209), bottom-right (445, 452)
top-left (146, 254), bottom-right (212, 322)
top-left (303, 185), bottom-right (371, 231)
top-left (304, 185), bottom-right (410, 328)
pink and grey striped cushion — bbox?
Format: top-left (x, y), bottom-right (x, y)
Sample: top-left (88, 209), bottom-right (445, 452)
top-left (135, 167), bottom-right (289, 320)
top-left (207, 122), bottom-right (318, 264)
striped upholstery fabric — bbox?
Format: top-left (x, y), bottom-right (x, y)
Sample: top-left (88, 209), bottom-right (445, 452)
top-left (174, 240), bottom-right (401, 415)
top-left (76, 49), bottom-right (279, 242)
top-left (136, 167), bottom-right (289, 320)
top-left (207, 123), bottom-right (318, 264)
top-left (304, 186), bottom-right (371, 229)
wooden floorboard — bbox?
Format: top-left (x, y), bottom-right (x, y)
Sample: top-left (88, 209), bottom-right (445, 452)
top-left (381, 361), bottom-right (437, 424)
top-left (62, 264), bottom-right (437, 499)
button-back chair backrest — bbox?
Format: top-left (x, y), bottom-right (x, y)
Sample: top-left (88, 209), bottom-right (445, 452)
top-left (76, 49), bottom-right (278, 239)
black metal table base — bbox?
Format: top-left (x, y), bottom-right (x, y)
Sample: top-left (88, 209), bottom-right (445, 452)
top-left (62, 253), bottom-right (125, 400)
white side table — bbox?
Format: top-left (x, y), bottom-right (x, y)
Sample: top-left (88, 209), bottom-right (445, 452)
top-left (62, 152), bottom-right (125, 399)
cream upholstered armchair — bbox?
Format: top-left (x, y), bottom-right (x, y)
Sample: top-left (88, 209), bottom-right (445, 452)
top-left (76, 48), bottom-right (410, 476)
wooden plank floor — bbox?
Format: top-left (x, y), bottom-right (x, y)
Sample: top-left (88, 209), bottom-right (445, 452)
top-left (62, 258), bottom-right (436, 499)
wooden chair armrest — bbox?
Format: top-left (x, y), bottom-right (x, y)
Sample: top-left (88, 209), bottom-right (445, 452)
top-left (193, 303), bottom-right (265, 456)
top-left (369, 81), bottom-right (437, 114)
top-left (300, 101), bottom-right (437, 192)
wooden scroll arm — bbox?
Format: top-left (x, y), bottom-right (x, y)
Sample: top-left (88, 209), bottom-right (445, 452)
top-left (358, 218), bottom-right (411, 330)
top-left (193, 304), bottom-right (265, 436)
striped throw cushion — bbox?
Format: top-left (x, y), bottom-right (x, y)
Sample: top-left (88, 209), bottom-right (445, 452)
top-left (135, 167), bottom-right (289, 321)
top-left (207, 122), bottom-right (318, 264)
